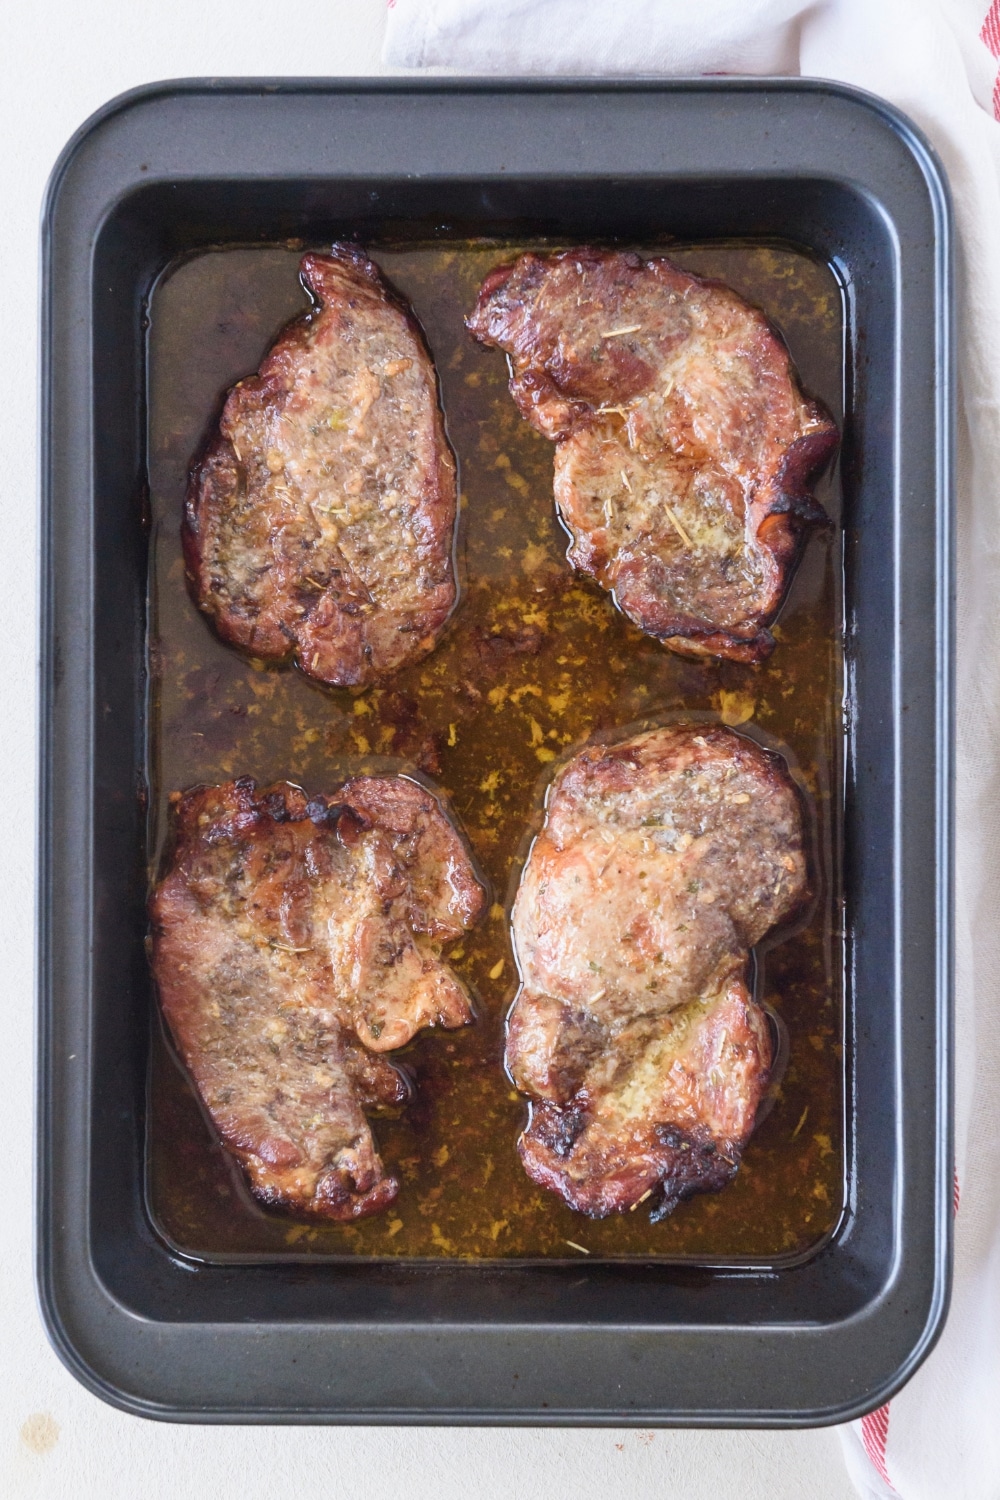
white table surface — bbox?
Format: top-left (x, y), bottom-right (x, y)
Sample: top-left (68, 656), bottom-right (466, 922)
top-left (1, 4), bottom-right (859, 1494)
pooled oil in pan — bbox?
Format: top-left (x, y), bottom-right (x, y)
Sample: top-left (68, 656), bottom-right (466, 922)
top-left (145, 240), bottom-right (845, 1262)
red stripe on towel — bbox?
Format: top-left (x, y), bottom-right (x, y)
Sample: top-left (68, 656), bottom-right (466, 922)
top-left (982, 1), bottom-right (1000, 117)
top-left (861, 1404), bottom-right (896, 1492)
top-left (982, 0), bottom-right (1000, 57)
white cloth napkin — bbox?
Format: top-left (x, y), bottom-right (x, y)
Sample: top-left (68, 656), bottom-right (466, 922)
top-left (386, 4), bottom-right (1000, 1497)
top-left (384, 0), bottom-right (805, 73)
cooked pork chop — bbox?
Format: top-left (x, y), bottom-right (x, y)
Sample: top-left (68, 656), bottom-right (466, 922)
top-left (184, 246), bottom-right (458, 688)
top-left (468, 250), bottom-right (837, 662)
top-left (506, 724), bottom-right (809, 1219)
top-left (150, 775), bottom-right (485, 1220)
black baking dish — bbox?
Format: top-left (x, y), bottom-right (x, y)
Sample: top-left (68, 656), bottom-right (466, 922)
top-left (38, 79), bottom-right (953, 1424)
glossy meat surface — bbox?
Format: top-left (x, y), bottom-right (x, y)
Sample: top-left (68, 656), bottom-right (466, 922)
top-left (150, 775), bottom-right (485, 1219)
top-left (468, 249), bottom-right (837, 662)
top-left (184, 247), bottom-right (457, 687)
top-left (506, 725), bottom-right (809, 1218)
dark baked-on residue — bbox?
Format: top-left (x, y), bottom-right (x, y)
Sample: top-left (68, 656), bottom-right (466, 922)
top-left (184, 246), bottom-right (458, 688)
top-left (468, 249), bottom-right (838, 662)
top-left (506, 724), bottom-right (809, 1219)
top-left (149, 775), bottom-right (485, 1220)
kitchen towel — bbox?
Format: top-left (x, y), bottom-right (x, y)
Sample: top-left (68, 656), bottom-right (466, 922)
top-left (386, 4), bottom-right (1000, 1498)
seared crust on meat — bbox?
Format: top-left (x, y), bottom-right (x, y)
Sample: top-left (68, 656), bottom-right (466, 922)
top-left (150, 775), bottom-right (485, 1220)
top-left (506, 724), bottom-right (809, 1219)
top-left (184, 246), bottom-right (458, 687)
top-left (467, 250), bottom-right (837, 662)
top-left (519, 972), bottom-right (771, 1220)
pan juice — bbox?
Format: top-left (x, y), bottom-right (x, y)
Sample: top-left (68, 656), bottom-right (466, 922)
top-left (146, 240), bottom-right (845, 1263)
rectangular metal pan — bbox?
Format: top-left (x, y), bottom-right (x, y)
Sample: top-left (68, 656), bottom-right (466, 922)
top-left (38, 78), bottom-right (953, 1424)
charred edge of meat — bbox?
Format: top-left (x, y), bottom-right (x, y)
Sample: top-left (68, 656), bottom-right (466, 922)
top-left (168, 779), bottom-right (375, 849)
top-left (772, 419), bottom-right (840, 519)
top-left (646, 1125), bottom-right (740, 1222)
top-left (525, 1099), bottom-right (589, 1160)
top-left (248, 1165), bottom-right (401, 1222)
top-left (169, 774), bottom-right (488, 921)
top-left (343, 1035), bottom-right (413, 1110)
top-left (311, 1168), bottom-right (400, 1221)
top-left (610, 560), bottom-right (779, 663)
top-left (304, 795), bottom-right (372, 839)
top-left (518, 1107), bottom-right (748, 1223)
top-left (659, 631), bottom-right (774, 663)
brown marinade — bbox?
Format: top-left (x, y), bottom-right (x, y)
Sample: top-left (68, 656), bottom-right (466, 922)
top-left (146, 240), bottom-right (845, 1262)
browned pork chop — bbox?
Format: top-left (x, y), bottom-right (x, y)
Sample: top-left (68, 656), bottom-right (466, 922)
top-left (150, 775), bottom-right (485, 1220)
top-left (468, 249), bottom-right (837, 662)
top-left (506, 724), bottom-right (809, 1219)
top-left (184, 246), bottom-right (457, 688)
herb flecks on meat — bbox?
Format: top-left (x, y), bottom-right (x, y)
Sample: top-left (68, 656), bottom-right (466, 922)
top-left (468, 249), bottom-right (837, 662)
top-left (185, 246), bottom-right (458, 687)
top-left (150, 775), bottom-right (485, 1220)
top-left (506, 724), bottom-right (809, 1219)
